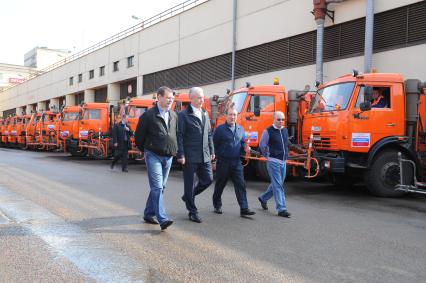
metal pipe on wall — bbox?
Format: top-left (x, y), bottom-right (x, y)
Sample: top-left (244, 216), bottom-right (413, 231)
top-left (364, 0), bottom-right (374, 73)
top-left (231, 0), bottom-right (237, 91)
top-left (313, 0), bottom-right (327, 84)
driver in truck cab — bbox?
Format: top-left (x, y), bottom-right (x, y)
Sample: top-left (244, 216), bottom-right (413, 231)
top-left (371, 88), bottom-right (386, 108)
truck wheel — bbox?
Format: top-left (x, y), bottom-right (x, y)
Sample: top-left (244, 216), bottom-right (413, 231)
top-left (365, 150), bottom-right (411, 197)
top-left (256, 161), bottom-right (270, 181)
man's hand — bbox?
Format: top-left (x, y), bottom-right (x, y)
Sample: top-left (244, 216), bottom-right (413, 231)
top-left (211, 154), bottom-right (215, 161)
top-left (177, 157), bottom-right (185, 165)
top-left (244, 145), bottom-right (251, 154)
top-left (114, 143), bottom-right (118, 147)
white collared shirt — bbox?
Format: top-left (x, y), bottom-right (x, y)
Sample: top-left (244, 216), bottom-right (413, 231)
top-left (190, 104), bottom-right (203, 121)
top-left (157, 103), bottom-right (170, 128)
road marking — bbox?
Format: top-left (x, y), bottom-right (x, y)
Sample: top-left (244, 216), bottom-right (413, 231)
top-left (0, 186), bottom-right (146, 282)
top-left (0, 210), bottom-right (10, 224)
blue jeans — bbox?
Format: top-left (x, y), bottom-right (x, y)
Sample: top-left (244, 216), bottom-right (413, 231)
top-left (143, 150), bottom-right (173, 224)
top-left (259, 161), bottom-right (287, 212)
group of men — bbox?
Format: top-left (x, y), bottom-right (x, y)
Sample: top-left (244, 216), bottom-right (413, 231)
top-left (111, 86), bottom-right (291, 231)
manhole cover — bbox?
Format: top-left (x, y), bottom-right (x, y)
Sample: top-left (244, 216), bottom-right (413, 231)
top-left (0, 211), bottom-right (10, 225)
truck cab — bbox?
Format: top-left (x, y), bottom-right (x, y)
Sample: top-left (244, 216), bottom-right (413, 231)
top-left (302, 72), bottom-right (425, 196)
top-left (215, 84), bottom-right (287, 179)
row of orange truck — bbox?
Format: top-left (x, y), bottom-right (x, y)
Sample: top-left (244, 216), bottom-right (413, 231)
top-left (1, 72), bottom-right (426, 197)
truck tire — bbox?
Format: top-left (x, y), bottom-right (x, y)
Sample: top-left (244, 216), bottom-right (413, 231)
top-left (365, 150), bottom-right (411, 197)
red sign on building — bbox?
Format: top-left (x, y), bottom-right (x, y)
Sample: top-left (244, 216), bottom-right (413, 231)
top-left (9, 77), bottom-right (25, 84)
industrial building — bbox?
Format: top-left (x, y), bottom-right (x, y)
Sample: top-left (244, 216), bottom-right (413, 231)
top-left (1, 0), bottom-right (425, 117)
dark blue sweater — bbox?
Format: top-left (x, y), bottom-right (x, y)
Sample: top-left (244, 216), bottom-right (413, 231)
top-left (213, 122), bottom-right (246, 160)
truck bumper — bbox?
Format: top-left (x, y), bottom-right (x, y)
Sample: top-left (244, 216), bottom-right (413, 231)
top-left (315, 153), bottom-right (346, 174)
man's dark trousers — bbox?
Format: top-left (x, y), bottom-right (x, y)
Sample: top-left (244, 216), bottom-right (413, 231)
top-left (183, 161), bottom-right (213, 214)
top-left (213, 158), bottom-right (248, 209)
top-left (112, 144), bottom-right (129, 170)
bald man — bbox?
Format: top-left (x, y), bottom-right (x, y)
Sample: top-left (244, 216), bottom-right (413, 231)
top-left (257, 111), bottom-right (291, 218)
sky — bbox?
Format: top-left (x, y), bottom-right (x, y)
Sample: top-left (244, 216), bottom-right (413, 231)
top-left (0, 0), bottom-right (187, 65)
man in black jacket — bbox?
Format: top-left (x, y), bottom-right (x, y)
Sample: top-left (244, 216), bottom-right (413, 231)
top-left (177, 87), bottom-right (215, 223)
top-left (135, 86), bottom-right (177, 231)
top-left (111, 115), bottom-right (132, 172)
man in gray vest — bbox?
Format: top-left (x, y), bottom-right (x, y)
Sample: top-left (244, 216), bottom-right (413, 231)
top-left (258, 111), bottom-right (291, 218)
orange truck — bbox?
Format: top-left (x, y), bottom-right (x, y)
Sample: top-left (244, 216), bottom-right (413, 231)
top-left (214, 82), bottom-right (317, 180)
top-left (65, 102), bottom-right (114, 158)
top-left (7, 115), bottom-right (30, 148)
top-left (25, 111), bottom-right (60, 150)
top-left (302, 72), bottom-right (426, 196)
top-left (58, 105), bottom-right (82, 152)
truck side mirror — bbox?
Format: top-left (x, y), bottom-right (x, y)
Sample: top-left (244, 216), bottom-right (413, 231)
top-left (360, 101), bottom-right (372, 112)
top-left (364, 86), bottom-right (373, 102)
top-left (253, 96), bottom-right (261, 117)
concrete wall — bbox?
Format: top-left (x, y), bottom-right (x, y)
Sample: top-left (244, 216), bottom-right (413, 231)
top-left (0, 0), bottom-right (425, 113)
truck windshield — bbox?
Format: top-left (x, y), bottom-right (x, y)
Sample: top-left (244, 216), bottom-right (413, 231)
top-left (63, 112), bottom-right (79, 121)
top-left (310, 82), bottom-right (355, 113)
top-left (227, 92), bottom-right (247, 113)
top-left (128, 106), bottom-right (147, 118)
top-left (83, 109), bottom-right (101, 120)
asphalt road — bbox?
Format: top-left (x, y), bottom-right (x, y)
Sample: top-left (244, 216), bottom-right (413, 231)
top-left (0, 148), bottom-right (425, 282)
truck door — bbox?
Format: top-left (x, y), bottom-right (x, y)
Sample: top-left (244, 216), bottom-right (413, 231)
top-left (349, 84), bottom-right (404, 152)
top-left (243, 94), bottom-right (275, 147)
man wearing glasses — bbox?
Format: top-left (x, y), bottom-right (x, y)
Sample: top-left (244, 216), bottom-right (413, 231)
top-left (257, 111), bottom-right (291, 218)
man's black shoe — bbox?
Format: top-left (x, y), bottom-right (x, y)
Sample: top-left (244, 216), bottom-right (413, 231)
top-left (213, 207), bottom-right (223, 214)
top-left (181, 195), bottom-right (186, 203)
top-left (189, 213), bottom-right (202, 223)
top-left (278, 210), bottom-right (291, 218)
top-left (160, 220), bottom-right (173, 230)
top-left (240, 208), bottom-right (256, 216)
top-left (122, 168), bottom-right (129, 172)
top-left (110, 163), bottom-right (114, 170)
top-left (258, 197), bottom-right (268, 210)
top-left (143, 216), bottom-right (159, 225)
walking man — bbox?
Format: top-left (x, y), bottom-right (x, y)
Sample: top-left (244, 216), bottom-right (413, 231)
top-left (177, 87), bottom-right (215, 223)
top-left (258, 111), bottom-right (291, 218)
top-left (212, 107), bottom-right (255, 216)
top-left (111, 114), bottom-right (132, 172)
top-left (135, 86), bottom-right (177, 231)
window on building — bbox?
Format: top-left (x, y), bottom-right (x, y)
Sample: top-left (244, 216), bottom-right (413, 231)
top-left (78, 74), bottom-right (82, 83)
top-left (69, 77), bottom-right (73, 85)
top-left (127, 56), bottom-right (134, 68)
top-left (113, 61), bottom-right (119, 72)
top-left (99, 66), bottom-right (105, 76)
top-left (89, 70), bottom-right (94, 79)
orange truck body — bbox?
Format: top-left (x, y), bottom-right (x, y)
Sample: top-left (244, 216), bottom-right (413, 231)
top-left (214, 84), bottom-right (314, 179)
top-left (302, 72), bottom-right (426, 196)
top-left (65, 103), bottom-right (114, 158)
top-left (59, 106), bottom-right (82, 151)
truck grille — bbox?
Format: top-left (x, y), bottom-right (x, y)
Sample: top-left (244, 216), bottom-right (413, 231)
top-left (312, 132), bottom-right (337, 149)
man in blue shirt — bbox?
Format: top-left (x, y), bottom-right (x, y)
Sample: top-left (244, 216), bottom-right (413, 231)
top-left (212, 107), bottom-right (255, 216)
top-left (258, 111), bottom-right (291, 218)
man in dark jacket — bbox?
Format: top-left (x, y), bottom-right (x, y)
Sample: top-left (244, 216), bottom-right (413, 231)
top-left (212, 107), bottom-right (255, 216)
top-left (135, 86), bottom-right (177, 231)
top-left (177, 87), bottom-right (215, 223)
top-left (111, 115), bottom-right (132, 172)
top-left (258, 111), bottom-right (291, 218)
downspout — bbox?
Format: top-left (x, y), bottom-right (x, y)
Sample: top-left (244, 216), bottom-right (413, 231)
top-left (364, 0), bottom-right (374, 73)
top-left (313, 0), bottom-right (327, 84)
top-left (231, 0), bottom-right (237, 91)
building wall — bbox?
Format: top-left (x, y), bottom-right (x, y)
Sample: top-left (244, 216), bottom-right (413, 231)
top-left (0, 0), bottom-right (425, 114)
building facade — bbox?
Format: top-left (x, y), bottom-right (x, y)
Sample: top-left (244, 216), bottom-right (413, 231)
top-left (1, 0), bottom-right (426, 117)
